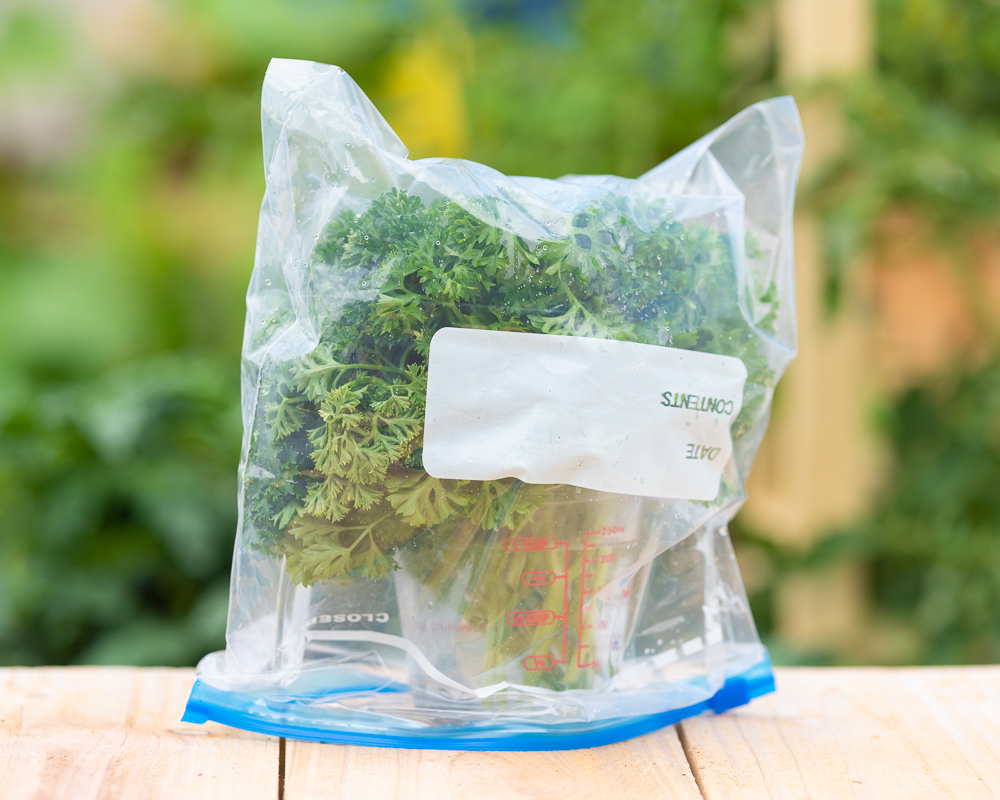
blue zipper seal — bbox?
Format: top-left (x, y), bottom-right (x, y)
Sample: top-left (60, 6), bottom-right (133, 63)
top-left (182, 654), bottom-right (774, 751)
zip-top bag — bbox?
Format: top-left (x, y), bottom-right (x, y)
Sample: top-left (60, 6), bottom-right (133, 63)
top-left (183, 59), bottom-right (803, 750)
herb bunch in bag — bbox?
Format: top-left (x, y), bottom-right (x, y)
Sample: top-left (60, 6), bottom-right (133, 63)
top-left (184, 60), bottom-right (803, 749)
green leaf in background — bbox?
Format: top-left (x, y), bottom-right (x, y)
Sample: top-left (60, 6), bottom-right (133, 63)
top-left (0, 356), bottom-right (240, 666)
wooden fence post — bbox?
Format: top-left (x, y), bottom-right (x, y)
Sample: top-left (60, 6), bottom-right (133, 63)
top-left (739, 0), bottom-right (879, 655)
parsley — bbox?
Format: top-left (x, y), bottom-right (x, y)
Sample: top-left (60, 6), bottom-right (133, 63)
top-left (246, 187), bottom-right (775, 591)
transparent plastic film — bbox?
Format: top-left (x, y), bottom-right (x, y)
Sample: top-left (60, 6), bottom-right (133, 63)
top-left (185, 59), bottom-right (803, 750)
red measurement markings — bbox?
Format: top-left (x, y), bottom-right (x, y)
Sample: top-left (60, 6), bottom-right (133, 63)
top-left (506, 609), bottom-right (556, 626)
top-left (522, 570), bottom-right (556, 587)
top-left (504, 537), bottom-right (571, 671)
top-left (579, 531), bottom-right (600, 631)
top-left (503, 536), bottom-right (557, 552)
top-left (576, 528), bottom-right (614, 668)
top-left (577, 643), bottom-right (598, 669)
top-left (582, 525), bottom-right (625, 538)
top-left (523, 655), bottom-right (553, 671)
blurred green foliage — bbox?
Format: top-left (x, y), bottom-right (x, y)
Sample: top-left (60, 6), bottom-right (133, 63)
top-left (0, 0), bottom-right (769, 666)
top-left (0, 357), bottom-right (239, 665)
top-left (812, 0), bottom-right (1000, 311)
top-left (741, 0), bottom-right (1000, 666)
top-left (0, 1), bottom-right (408, 665)
top-left (739, 349), bottom-right (1000, 665)
top-left (878, 0), bottom-right (1000, 119)
top-left (856, 0), bottom-right (1000, 663)
top-left (465, 0), bottom-right (772, 177)
top-left (3, 0), bottom-right (999, 668)
top-left (863, 353), bottom-right (1000, 664)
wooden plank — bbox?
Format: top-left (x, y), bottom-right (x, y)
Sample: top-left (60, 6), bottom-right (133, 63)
top-left (8, 665), bottom-right (1000, 798)
top-left (283, 724), bottom-right (702, 800)
top-left (0, 667), bottom-right (278, 800)
top-left (678, 666), bottom-right (1000, 799)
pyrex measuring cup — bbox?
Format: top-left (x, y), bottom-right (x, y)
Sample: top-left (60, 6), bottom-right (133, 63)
top-left (392, 485), bottom-right (718, 708)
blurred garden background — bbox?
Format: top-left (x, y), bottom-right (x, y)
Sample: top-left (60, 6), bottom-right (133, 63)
top-left (2, 0), bottom-right (1000, 668)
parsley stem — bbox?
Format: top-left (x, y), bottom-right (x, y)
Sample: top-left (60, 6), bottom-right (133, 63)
top-left (397, 343), bottom-right (418, 370)
top-left (444, 302), bottom-right (472, 326)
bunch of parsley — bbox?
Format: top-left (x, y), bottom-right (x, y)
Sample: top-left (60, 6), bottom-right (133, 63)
top-left (245, 187), bottom-right (774, 589)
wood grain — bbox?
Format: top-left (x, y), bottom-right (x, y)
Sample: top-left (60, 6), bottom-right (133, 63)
top-left (283, 724), bottom-right (702, 800)
top-left (0, 667), bottom-right (278, 800)
top-left (5, 666), bottom-right (1000, 798)
top-left (677, 666), bottom-right (1000, 799)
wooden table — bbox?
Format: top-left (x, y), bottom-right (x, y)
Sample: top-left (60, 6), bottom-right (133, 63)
top-left (3, 667), bottom-right (999, 798)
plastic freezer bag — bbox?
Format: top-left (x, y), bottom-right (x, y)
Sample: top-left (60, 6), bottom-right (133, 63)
top-left (183, 58), bottom-right (803, 750)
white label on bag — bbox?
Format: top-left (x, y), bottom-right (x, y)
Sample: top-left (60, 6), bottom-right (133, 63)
top-left (422, 328), bottom-right (747, 501)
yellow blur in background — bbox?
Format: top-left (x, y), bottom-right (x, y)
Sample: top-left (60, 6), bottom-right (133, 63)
top-left (384, 34), bottom-right (469, 159)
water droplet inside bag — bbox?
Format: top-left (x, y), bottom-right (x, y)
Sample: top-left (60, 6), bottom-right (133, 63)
top-left (435, 241), bottom-right (441, 246)
top-left (265, 279), bottom-right (271, 286)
